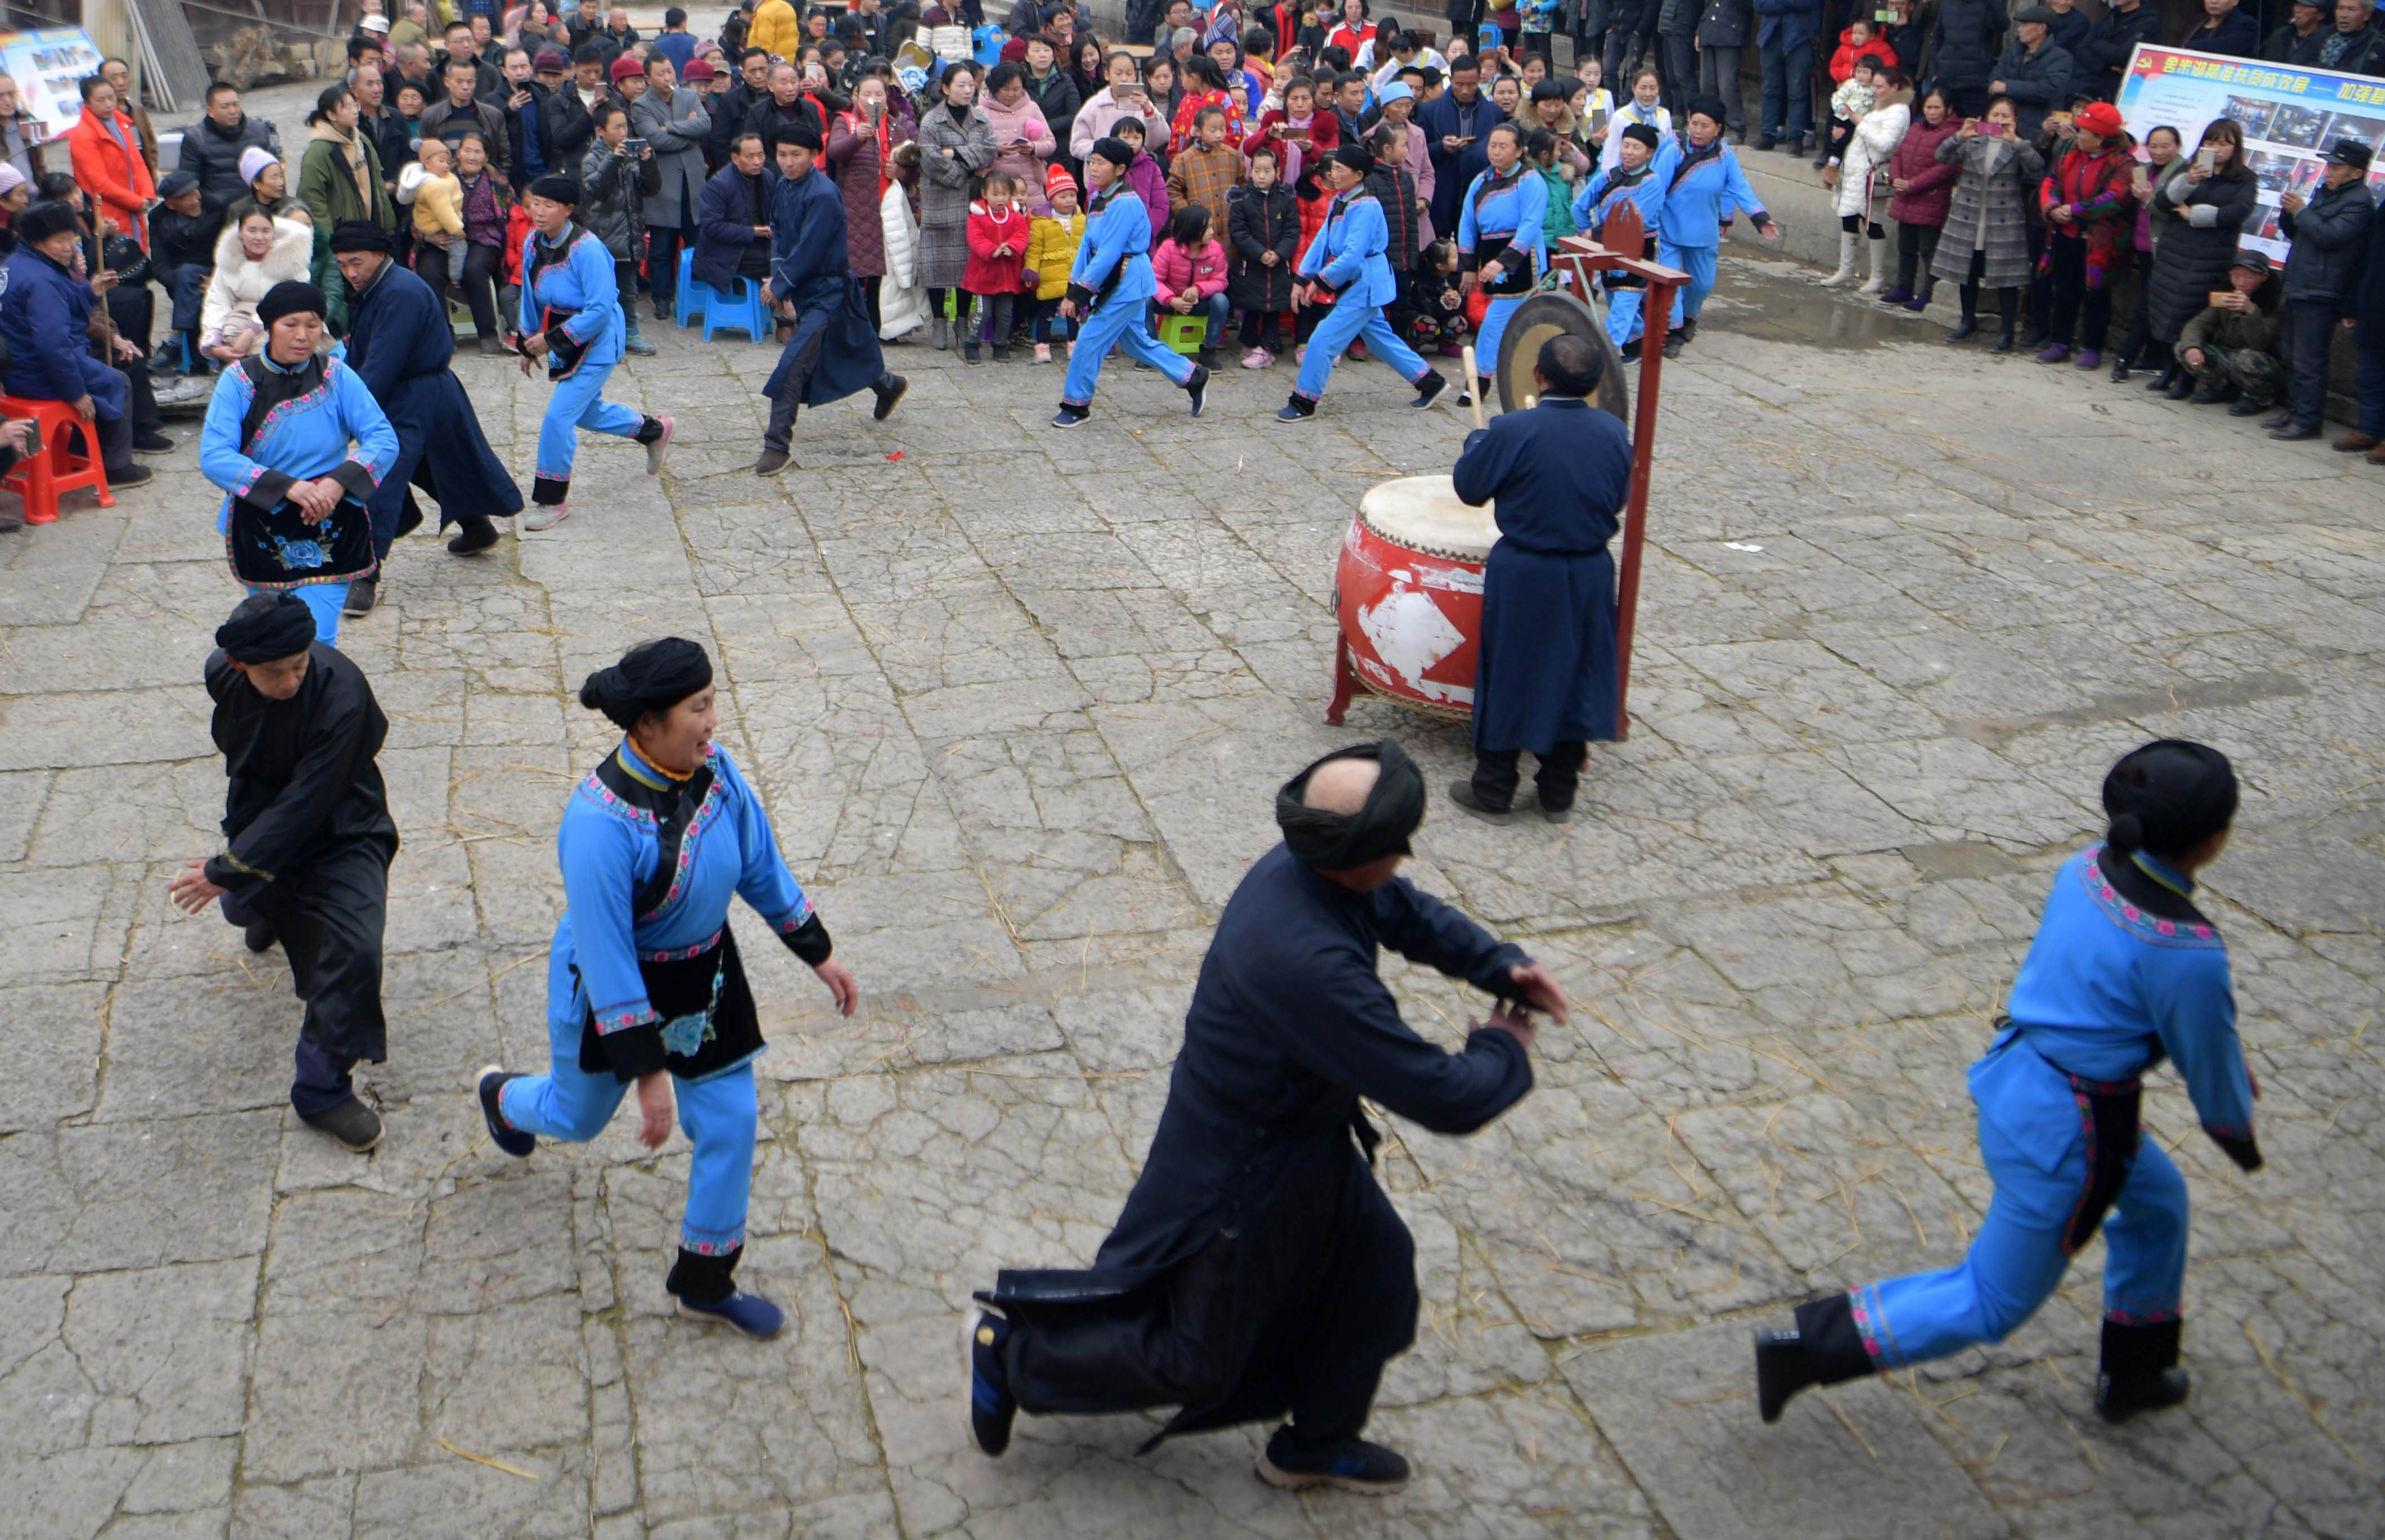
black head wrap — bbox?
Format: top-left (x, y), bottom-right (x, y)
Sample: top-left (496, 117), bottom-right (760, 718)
top-left (1328, 142), bottom-right (1375, 176)
top-left (773, 119), bottom-right (824, 151)
top-left (1620, 121), bottom-right (1659, 150)
top-left (2101, 739), bottom-right (2236, 860)
top-left (215, 592), bottom-right (318, 662)
top-left (15, 199), bottom-right (81, 245)
top-left (328, 218), bottom-right (396, 253)
top-left (1087, 135), bottom-right (1136, 168)
top-left (1275, 739), bottom-right (1426, 870)
top-left (578, 637), bottom-right (714, 730)
top-left (1685, 93), bottom-right (1729, 127)
top-left (257, 281), bottom-right (327, 326)
top-left (529, 173), bottom-right (584, 204)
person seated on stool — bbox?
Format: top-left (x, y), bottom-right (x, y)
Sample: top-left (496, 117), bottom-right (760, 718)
top-left (1445, 332), bottom-right (1629, 824)
top-left (0, 199), bottom-right (158, 489)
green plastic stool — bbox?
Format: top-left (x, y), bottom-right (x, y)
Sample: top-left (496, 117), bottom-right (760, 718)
top-left (1154, 313), bottom-right (1207, 355)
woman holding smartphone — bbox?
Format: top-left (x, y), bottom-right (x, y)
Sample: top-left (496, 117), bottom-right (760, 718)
top-left (1930, 96), bottom-right (2043, 352)
top-left (2137, 118), bottom-right (2256, 398)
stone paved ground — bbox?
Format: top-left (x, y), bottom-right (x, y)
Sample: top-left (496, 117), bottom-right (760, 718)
top-left (3, 257), bottom-right (2382, 1539)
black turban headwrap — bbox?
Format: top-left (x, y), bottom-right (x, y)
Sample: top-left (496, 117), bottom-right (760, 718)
top-left (578, 637), bottom-right (714, 730)
top-left (1328, 142), bottom-right (1375, 177)
top-left (1087, 135), bottom-right (1136, 168)
top-left (257, 281), bottom-right (326, 327)
top-left (2102, 739), bottom-right (2236, 861)
top-left (15, 199), bottom-right (81, 245)
top-left (529, 173), bottom-right (584, 205)
top-left (328, 218), bottom-right (396, 253)
top-left (774, 119), bottom-right (824, 152)
top-left (1685, 94), bottom-right (1730, 126)
top-left (1275, 739), bottom-right (1426, 870)
top-left (215, 592), bottom-right (318, 662)
top-left (1620, 122), bottom-right (1660, 150)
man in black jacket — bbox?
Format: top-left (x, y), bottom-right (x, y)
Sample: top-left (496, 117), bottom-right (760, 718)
top-left (2179, 0), bottom-right (2260, 57)
top-left (352, 63), bottom-right (410, 203)
top-left (169, 593), bottom-right (400, 1155)
top-left (708, 47), bottom-right (774, 169)
top-left (150, 172), bottom-right (217, 370)
top-left (2268, 139), bottom-right (2375, 441)
top-left (745, 62), bottom-right (827, 146)
top-left (2262, 0), bottom-right (2328, 61)
top-left (2071, 0), bottom-right (2158, 99)
top-left (178, 82), bottom-right (283, 213)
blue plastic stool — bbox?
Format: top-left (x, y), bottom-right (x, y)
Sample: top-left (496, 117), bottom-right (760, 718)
top-left (674, 249), bottom-right (706, 327)
top-left (697, 271), bottom-right (771, 342)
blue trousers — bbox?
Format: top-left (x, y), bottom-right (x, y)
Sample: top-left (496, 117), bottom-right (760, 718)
top-left (2360, 340), bottom-right (2385, 439)
top-left (1475, 292), bottom-right (1528, 378)
top-left (1294, 298), bottom-right (1432, 401)
top-left (166, 262), bottom-right (211, 336)
top-left (1062, 295), bottom-right (1194, 409)
top-left (1847, 1100), bottom-right (2189, 1370)
top-left (500, 1019), bottom-right (760, 1257)
top-left (1758, 37), bottom-right (1815, 141)
top-left (1659, 241), bottom-right (1719, 329)
top-left (1605, 283), bottom-right (1646, 347)
top-left (535, 355), bottom-right (643, 493)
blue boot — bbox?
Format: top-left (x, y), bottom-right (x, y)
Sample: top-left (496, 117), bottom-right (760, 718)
top-left (675, 1291), bottom-right (785, 1339)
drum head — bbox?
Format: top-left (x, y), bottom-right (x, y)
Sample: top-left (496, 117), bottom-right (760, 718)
top-left (1357, 475), bottom-right (1498, 560)
top-left (1494, 292), bottom-right (1630, 422)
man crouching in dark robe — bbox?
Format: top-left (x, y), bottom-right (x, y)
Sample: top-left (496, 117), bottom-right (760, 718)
top-left (167, 593), bottom-right (400, 1153)
top-left (963, 739), bottom-right (1565, 1492)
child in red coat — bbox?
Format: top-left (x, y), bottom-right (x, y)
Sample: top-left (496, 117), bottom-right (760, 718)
top-left (963, 170), bottom-right (1031, 363)
top-left (1150, 202), bottom-right (1232, 369)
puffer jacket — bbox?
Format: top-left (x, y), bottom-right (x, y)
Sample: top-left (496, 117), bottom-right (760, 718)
top-left (1834, 100), bottom-right (1908, 218)
top-left (198, 216), bottom-right (316, 349)
top-left (1227, 180), bottom-right (1298, 310)
top-left (1927, 0), bottom-right (2006, 92)
top-left (1886, 114), bottom-right (1961, 227)
top-left (579, 139), bottom-right (662, 257)
top-left (2144, 162), bottom-right (2257, 341)
top-left (1150, 235), bottom-right (1229, 301)
top-left (1024, 208), bottom-right (1084, 299)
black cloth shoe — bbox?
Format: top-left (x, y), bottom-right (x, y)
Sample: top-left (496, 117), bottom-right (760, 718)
top-left (1992, 322), bottom-right (2017, 352)
top-left (447, 515), bottom-right (501, 554)
top-left (1258, 1427), bottom-right (1410, 1493)
top-left (243, 918), bottom-right (279, 953)
top-left (2167, 373), bottom-right (2198, 400)
top-left (873, 373), bottom-right (908, 421)
top-left (2227, 396), bottom-right (2268, 417)
top-left (1662, 329), bottom-right (1686, 358)
top-left (2109, 356), bottom-right (2131, 382)
top-left (302, 1097), bottom-right (383, 1153)
top-left (2269, 423), bottom-right (2320, 441)
top-left (475, 1066), bottom-right (536, 1158)
top-left (2096, 1319), bottom-right (2188, 1423)
top-left (132, 430), bottom-right (175, 453)
top-left (1446, 778), bottom-right (1515, 822)
top-left (2188, 386), bottom-right (2224, 404)
top-left (107, 463), bottom-right (154, 487)
top-left (964, 1311), bottom-right (1016, 1456)
top-left (1409, 369), bottom-right (1446, 408)
top-left (2145, 364), bottom-right (2177, 391)
top-left (754, 447), bottom-right (792, 476)
top-left (963, 341), bottom-right (981, 363)
top-left (1183, 362), bottom-right (1209, 416)
top-left (1948, 314), bottom-right (1978, 342)
top-left (1754, 1328), bottom-right (1820, 1423)
top-left (2262, 410), bottom-right (2294, 430)
top-left (343, 577), bottom-right (378, 616)
top-left (1619, 337), bottom-right (1642, 360)
top-left (653, 297), bottom-right (671, 321)
top-left (1757, 1292), bottom-right (1879, 1422)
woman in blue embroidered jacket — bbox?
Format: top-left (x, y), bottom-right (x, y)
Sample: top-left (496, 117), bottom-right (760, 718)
top-left (477, 639), bottom-right (859, 1340)
top-left (199, 281), bottom-right (399, 649)
top-left (1757, 740), bottom-right (2261, 1427)
top-left (511, 173), bottom-right (673, 532)
top-left (1052, 135), bottom-right (1210, 429)
top-left (1455, 122), bottom-right (1547, 407)
top-left (1279, 142), bottom-right (1447, 421)
top-left (1653, 96), bottom-right (1780, 358)
top-left (1572, 123), bottom-right (1676, 352)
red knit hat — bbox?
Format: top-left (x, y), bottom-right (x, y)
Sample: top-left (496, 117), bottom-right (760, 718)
top-left (2075, 101), bottom-right (2123, 138)
top-left (1045, 162), bottom-right (1078, 198)
top-left (609, 52), bottom-right (644, 82)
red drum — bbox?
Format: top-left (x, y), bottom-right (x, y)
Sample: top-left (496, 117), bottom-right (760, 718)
top-left (1327, 475), bottom-right (1499, 722)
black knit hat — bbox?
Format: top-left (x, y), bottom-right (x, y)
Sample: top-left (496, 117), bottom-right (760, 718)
top-left (14, 199), bottom-right (79, 245)
top-left (528, 173), bottom-right (583, 204)
top-left (257, 280), bottom-right (327, 326)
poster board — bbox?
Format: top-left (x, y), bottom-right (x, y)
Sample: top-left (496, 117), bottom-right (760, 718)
top-left (0, 26), bottom-right (106, 149)
top-left (2118, 43), bottom-right (2385, 264)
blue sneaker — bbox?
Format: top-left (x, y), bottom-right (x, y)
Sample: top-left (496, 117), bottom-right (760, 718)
top-left (1051, 404), bottom-right (1091, 428)
top-left (1183, 363), bottom-right (1209, 417)
top-left (963, 1310), bottom-right (1016, 1456)
top-left (675, 1290), bottom-right (785, 1339)
top-left (475, 1065), bottom-right (535, 1159)
top-left (1257, 1426), bottom-right (1410, 1494)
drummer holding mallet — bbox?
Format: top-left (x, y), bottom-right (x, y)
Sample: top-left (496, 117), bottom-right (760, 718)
top-left (1445, 333), bottom-right (1633, 824)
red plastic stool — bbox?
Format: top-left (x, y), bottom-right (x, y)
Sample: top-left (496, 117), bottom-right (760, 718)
top-left (0, 396), bottom-right (114, 524)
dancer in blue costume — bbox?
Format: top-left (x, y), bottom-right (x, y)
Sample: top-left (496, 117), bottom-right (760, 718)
top-left (1052, 135), bottom-right (1210, 429)
top-left (475, 639), bottom-right (860, 1339)
top-left (1276, 142), bottom-right (1449, 421)
top-left (1653, 96), bottom-right (1780, 358)
top-left (1455, 121), bottom-right (1545, 408)
top-left (511, 174), bottom-right (674, 531)
top-left (1757, 740), bottom-right (2261, 1426)
top-left (1572, 123), bottom-right (1676, 354)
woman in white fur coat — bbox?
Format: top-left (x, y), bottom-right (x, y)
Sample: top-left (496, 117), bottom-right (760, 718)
top-left (1821, 73), bottom-right (1910, 294)
top-left (198, 208), bottom-right (317, 362)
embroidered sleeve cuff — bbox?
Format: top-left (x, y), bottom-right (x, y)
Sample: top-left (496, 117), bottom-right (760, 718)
top-left (328, 458), bottom-right (379, 501)
top-left (546, 322), bottom-right (581, 352)
top-left (1065, 281), bottom-right (1093, 308)
top-left (600, 1021), bottom-right (668, 1081)
top-left (778, 913), bottom-right (833, 966)
top-left (246, 468), bottom-right (297, 508)
top-left (2207, 1127), bottom-right (2262, 1172)
top-left (593, 1002), bottom-right (660, 1035)
top-left (203, 850), bottom-right (271, 887)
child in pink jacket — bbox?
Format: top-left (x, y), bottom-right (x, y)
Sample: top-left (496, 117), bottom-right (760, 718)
top-left (1150, 202), bottom-right (1232, 369)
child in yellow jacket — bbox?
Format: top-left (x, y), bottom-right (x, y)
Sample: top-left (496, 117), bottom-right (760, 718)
top-left (408, 137), bottom-right (464, 245)
top-left (1022, 163), bottom-right (1086, 362)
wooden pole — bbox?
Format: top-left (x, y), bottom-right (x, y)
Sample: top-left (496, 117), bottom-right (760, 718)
top-left (1609, 272), bottom-right (1676, 744)
top-left (1461, 343), bottom-right (1486, 431)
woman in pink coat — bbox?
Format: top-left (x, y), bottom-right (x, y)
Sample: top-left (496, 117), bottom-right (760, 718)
top-left (981, 62), bottom-right (1057, 188)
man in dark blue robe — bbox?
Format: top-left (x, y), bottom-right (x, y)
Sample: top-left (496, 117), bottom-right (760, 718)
top-left (963, 741), bottom-right (1565, 1494)
top-left (330, 220), bottom-right (525, 611)
top-left (752, 123), bottom-right (906, 476)
top-left (1448, 333), bottom-right (1631, 824)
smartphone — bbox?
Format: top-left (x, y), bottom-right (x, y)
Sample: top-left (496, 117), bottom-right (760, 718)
top-left (622, 137), bottom-right (647, 154)
top-left (20, 417), bottom-right (39, 459)
top-left (2208, 289), bottom-right (2233, 306)
top-left (2196, 145), bottom-right (2216, 173)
